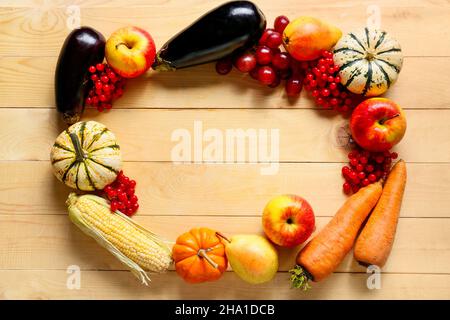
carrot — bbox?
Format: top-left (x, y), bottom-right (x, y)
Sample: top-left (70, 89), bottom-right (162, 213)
top-left (290, 181), bottom-right (383, 290)
top-left (354, 160), bottom-right (407, 268)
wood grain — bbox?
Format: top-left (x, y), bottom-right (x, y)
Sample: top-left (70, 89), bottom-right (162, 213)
top-left (0, 108), bottom-right (449, 162)
top-left (1, 270), bottom-right (449, 300)
top-left (0, 0), bottom-right (449, 300)
top-left (0, 161), bottom-right (448, 218)
top-left (1, 57), bottom-right (448, 109)
top-left (0, 214), bottom-right (448, 274)
top-left (1, 1), bottom-right (449, 57)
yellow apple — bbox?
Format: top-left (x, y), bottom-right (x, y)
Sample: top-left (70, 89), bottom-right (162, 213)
top-left (262, 194), bottom-right (315, 247)
top-left (105, 26), bottom-right (155, 78)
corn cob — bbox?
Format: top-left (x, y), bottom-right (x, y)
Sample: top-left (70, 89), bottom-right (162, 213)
top-left (66, 193), bottom-right (172, 285)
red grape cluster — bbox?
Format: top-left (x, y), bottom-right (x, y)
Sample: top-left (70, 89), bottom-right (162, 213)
top-left (103, 171), bottom-right (139, 216)
top-left (85, 63), bottom-right (126, 112)
top-left (215, 15), bottom-right (305, 97)
top-left (303, 51), bottom-right (359, 113)
top-left (341, 148), bottom-right (399, 194)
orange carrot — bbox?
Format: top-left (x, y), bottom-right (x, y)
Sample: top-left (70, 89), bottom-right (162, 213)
top-left (290, 181), bottom-right (383, 290)
top-left (354, 160), bottom-right (407, 267)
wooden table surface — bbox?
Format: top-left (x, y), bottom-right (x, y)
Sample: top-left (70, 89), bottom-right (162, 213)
top-left (1, 0), bottom-right (449, 300)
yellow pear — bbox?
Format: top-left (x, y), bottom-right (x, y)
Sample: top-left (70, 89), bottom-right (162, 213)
top-left (283, 16), bottom-right (342, 61)
top-left (225, 234), bottom-right (278, 284)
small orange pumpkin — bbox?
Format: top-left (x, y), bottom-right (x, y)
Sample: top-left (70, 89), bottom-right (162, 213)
top-left (172, 228), bottom-right (227, 283)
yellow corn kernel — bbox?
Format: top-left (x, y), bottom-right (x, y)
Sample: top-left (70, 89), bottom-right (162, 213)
top-left (66, 193), bottom-right (172, 285)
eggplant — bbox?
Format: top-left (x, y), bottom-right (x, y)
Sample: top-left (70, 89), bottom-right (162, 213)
top-left (153, 1), bottom-right (266, 71)
top-left (55, 27), bottom-right (105, 125)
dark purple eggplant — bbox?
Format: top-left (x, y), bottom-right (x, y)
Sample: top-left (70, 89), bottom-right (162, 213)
top-left (153, 1), bottom-right (266, 71)
top-left (55, 27), bottom-right (105, 124)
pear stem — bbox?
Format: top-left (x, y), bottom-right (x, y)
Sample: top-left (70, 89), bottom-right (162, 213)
top-left (216, 232), bottom-right (231, 243)
top-left (197, 248), bottom-right (218, 269)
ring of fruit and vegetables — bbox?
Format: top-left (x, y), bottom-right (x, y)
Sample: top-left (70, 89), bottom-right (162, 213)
top-left (51, 1), bottom-right (407, 289)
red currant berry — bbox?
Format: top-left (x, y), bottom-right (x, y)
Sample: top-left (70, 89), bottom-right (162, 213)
top-left (95, 81), bottom-right (103, 90)
top-left (350, 158), bottom-right (359, 167)
top-left (285, 77), bottom-right (303, 97)
top-left (258, 66), bottom-right (276, 85)
top-left (342, 166), bottom-right (351, 175)
top-left (255, 46), bottom-right (273, 65)
top-left (89, 66), bottom-right (97, 73)
top-left (118, 192), bottom-right (128, 202)
top-left (375, 155), bottom-right (385, 164)
top-left (272, 52), bottom-right (291, 70)
top-left (110, 201), bottom-right (119, 212)
top-left (268, 75), bottom-right (281, 88)
top-left (259, 28), bottom-right (275, 45)
top-left (235, 53), bottom-right (257, 73)
top-left (343, 182), bottom-right (352, 194)
top-left (216, 58), bottom-right (233, 75)
top-left (274, 15), bottom-right (289, 33)
top-left (129, 195), bottom-right (138, 204)
top-left (266, 32), bottom-right (283, 49)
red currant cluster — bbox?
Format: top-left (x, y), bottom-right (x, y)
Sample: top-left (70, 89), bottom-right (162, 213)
top-left (341, 148), bottom-right (399, 194)
top-left (303, 51), bottom-right (359, 113)
top-left (103, 171), bottom-right (139, 216)
top-left (85, 63), bottom-right (126, 112)
top-left (215, 15), bottom-right (305, 97)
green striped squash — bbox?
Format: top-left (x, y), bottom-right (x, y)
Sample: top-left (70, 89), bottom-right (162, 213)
top-left (50, 121), bottom-right (122, 191)
top-left (333, 28), bottom-right (403, 97)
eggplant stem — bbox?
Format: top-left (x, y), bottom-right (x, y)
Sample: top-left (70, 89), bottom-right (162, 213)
top-left (152, 54), bottom-right (176, 72)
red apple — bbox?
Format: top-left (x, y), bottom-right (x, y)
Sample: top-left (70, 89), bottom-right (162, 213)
top-left (262, 195), bottom-right (315, 247)
top-left (105, 26), bottom-right (155, 78)
top-left (350, 98), bottom-right (407, 152)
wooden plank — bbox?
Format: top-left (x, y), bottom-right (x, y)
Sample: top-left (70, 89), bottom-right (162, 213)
top-left (0, 214), bottom-right (448, 274)
top-left (1, 57), bottom-right (448, 109)
top-left (3, 0), bottom-right (448, 8)
top-left (0, 161), bottom-right (448, 218)
top-left (0, 270), bottom-right (448, 299)
top-left (0, 108), bottom-right (448, 162)
top-left (1, 1), bottom-right (449, 57)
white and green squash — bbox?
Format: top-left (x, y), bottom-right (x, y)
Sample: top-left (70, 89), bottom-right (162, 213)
top-left (50, 121), bottom-right (122, 191)
top-left (333, 28), bottom-right (403, 97)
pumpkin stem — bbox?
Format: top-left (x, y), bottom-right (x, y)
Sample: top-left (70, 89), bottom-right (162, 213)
top-left (197, 248), bottom-right (218, 269)
top-left (365, 50), bottom-right (376, 61)
top-left (215, 232), bottom-right (231, 243)
top-left (69, 132), bottom-right (86, 162)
